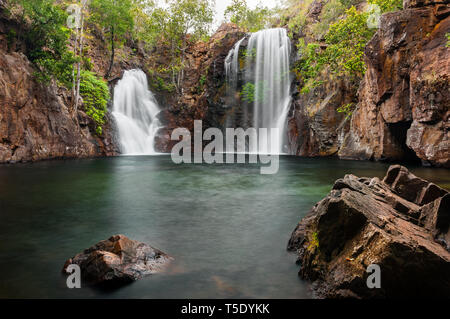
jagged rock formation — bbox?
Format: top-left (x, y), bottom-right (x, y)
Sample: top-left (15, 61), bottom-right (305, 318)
top-left (63, 235), bottom-right (172, 285)
top-left (288, 165), bottom-right (450, 298)
top-left (288, 1), bottom-right (449, 167)
top-left (0, 14), bottom-right (118, 163)
top-left (288, 79), bottom-right (352, 157)
top-left (339, 1), bottom-right (450, 166)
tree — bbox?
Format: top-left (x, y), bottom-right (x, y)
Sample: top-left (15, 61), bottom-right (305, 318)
top-left (146, 0), bottom-right (214, 93)
top-left (224, 0), bottom-right (272, 32)
top-left (89, 0), bottom-right (134, 78)
top-left (7, 0), bottom-right (76, 87)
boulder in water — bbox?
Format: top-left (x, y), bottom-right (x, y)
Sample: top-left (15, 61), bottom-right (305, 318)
top-left (288, 165), bottom-right (450, 298)
top-left (63, 235), bottom-right (172, 285)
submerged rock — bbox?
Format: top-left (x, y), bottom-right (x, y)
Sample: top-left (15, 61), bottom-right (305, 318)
top-left (288, 165), bottom-right (450, 298)
top-left (63, 235), bottom-right (172, 285)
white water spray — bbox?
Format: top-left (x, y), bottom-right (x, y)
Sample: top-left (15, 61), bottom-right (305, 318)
top-left (112, 69), bottom-right (163, 155)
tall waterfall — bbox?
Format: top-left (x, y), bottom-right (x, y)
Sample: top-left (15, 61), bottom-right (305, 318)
top-left (225, 28), bottom-right (291, 154)
top-left (112, 69), bottom-right (162, 155)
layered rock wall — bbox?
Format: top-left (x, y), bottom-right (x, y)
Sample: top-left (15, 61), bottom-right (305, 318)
top-left (288, 1), bottom-right (449, 167)
top-left (339, 2), bottom-right (450, 166)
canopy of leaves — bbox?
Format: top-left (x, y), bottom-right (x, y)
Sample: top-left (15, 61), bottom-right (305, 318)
top-left (7, 0), bottom-right (76, 87)
top-left (224, 0), bottom-right (273, 32)
top-left (294, 6), bottom-right (376, 94)
top-left (89, 0), bottom-right (134, 45)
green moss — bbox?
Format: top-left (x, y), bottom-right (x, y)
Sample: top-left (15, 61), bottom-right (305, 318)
top-left (307, 232), bottom-right (320, 252)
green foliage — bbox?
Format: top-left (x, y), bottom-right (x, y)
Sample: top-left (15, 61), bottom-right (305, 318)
top-left (225, 0), bottom-right (273, 32)
top-left (90, 0), bottom-right (134, 42)
top-left (338, 0), bottom-right (364, 7)
top-left (199, 74), bottom-right (207, 87)
top-left (141, 0), bottom-right (214, 91)
top-left (152, 75), bottom-right (176, 93)
top-left (311, 0), bottom-right (346, 38)
top-left (295, 40), bottom-right (326, 93)
top-left (337, 103), bottom-right (355, 119)
top-left (79, 71), bottom-right (110, 135)
top-left (90, 0), bottom-right (134, 77)
top-left (240, 82), bottom-right (256, 103)
top-left (287, 13), bottom-right (306, 39)
top-left (240, 81), bottom-right (268, 103)
top-left (325, 7), bottom-right (375, 78)
top-left (295, 7), bottom-right (375, 96)
top-left (368, 0), bottom-right (403, 12)
top-left (8, 0), bottom-right (77, 88)
top-left (241, 47), bottom-right (257, 61)
top-left (446, 33), bottom-right (450, 48)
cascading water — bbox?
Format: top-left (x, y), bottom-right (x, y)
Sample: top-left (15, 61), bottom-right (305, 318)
top-left (225, 28), bottom-right (292, 154)
top-left (112, 69), bottom-right (163, 155)
top-left (224, 38), bottom-right (245, 128)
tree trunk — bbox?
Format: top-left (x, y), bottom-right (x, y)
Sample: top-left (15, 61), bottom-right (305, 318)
top-left (105, 26), bottom-right (115, 79)
top-left (74, 8), bottom-right (85, 113)
top-left (74, 12), bottom-right (85, 114)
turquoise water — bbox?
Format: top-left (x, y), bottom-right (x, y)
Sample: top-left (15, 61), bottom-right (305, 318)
top-left (0, 156), bottom-right (448, 299)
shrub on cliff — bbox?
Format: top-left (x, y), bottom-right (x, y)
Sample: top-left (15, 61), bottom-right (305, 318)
top-left (79, 70), bottom-right (110, 136)
top-left (369, 0), bottom-right (403, 12)
top-left (6, 0), bottom-right (77, 87)
top-left (295, 7), bottom-right (375, 94)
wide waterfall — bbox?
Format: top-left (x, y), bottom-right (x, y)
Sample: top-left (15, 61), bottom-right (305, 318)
top-left (112, 69), bottom-right (162, 155)
top-left (225, 28), bottom-right (291, 154)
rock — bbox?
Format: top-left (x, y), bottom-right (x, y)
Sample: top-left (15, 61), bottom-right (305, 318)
top-left (288, 79), bottom-right (351, 157)
top-left (63, 235), bottom-right (172, 285)
top-left (150, 23), bottom-right (246, 152)
top-left (288, 165), bottom-right (450, 298)
top-left (339, 5), bottom-right (450, 167)
top-left (0, 15), bottom-right (119, 163)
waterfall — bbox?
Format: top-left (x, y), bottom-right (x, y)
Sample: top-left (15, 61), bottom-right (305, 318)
top-left (112, 69), bottom-right (163, 155)
top-left (224, 38), bottom-right (245, 128)
top-left (225, 38), bottom-right (244, 90)
top-left (225, 28), bottom-right (291, 154)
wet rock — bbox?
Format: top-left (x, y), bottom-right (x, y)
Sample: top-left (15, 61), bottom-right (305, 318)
top-left (288, 165), bottom-right (450, 298)
top-left (63, 235), bottom-right (172, 285)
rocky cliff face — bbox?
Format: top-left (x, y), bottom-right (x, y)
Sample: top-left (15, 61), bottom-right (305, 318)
top-left (339, 1), bottom-right (449, 166)
top-left (0, 15), bottom-right (118, 163)
top-left (288, 1), bottom-right (449, 167)
top-left (151, 23), bottom-right (246, 152)
top-left (288, 165), bottom-right (450, 298)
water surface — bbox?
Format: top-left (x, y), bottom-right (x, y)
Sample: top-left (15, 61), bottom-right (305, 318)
top-left (0, 156), bottom-right (448, 298)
